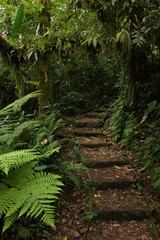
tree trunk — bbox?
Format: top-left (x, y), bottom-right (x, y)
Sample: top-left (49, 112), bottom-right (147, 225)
top-left (37, 54), bottom-right (54, 114)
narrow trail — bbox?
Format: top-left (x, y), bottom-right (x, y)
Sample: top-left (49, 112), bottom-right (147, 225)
top-left (53, 108), bottom-right (160, 240)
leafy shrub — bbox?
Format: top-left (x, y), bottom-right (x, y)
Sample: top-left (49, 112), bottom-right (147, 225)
top-left (0, 92), bottom-right (64, 235)
top-left (110, 96), bottom-right (160, 195)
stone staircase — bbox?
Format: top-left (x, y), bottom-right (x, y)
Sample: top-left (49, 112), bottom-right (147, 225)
top-left (66, 108), bottom-right (159, 239)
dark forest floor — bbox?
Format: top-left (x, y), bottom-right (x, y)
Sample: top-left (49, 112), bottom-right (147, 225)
top-left (51, 108), bottom-right (160, 240)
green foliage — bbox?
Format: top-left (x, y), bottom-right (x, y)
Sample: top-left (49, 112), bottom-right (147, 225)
top-left (0, 171), bottom-right (63, 233)
top-left (11, 4), bottom-right (25, 42)
top-left (116, 29), bottom-right (132, 54)
top-left (0, 94), bottom-right (65, 235)
top-left (110, 94), bottom-right (160, 194)
top-left (59, 161), bottom-right (87, 189)
top-left (0, 145), bottom-right (63, 233)
top-left (0, 91), bottom-right (41, 116)
top-left (0, 149), bottom-right (40, 175)
top-left (121, 116), bottom-right (140, 146)
top-left (152, 167), bottom-right (160, 190)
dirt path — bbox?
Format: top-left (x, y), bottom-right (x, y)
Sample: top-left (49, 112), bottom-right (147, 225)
top-left (52, 108), bottom-right (160, 240)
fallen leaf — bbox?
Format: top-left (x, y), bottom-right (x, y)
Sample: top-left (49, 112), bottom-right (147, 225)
top-left (136, 192), bottom-right (141, 195)
top-left (79, 227), bottom-right (88, 234)
top-left (115, 175), bottom-right (120, 178)
top-left (138, 166), bottom-right (147, 172)
top-left (62, 218), bottom-right (66, 223)
top-left (72, 231), bottom-right (81, 237)
top-left (41, 139), bottom-right (48, 145)
top-left (63, 237), bottom-right (68, 240)
top-left (114, 165), bottom-right (121, 170)
top-left (94, 194), bottom-right (101, 198)
top-left (123, 166), bottom-right (129, 171)
top-left (142, 235), bottom-right (149, 240)
top-left (113, 224), bottom-right (120, 227)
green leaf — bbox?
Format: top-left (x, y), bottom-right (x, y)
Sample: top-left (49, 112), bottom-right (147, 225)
top-left (111, 0), bottom-right (117, 6)
top-left (76, 1), bottom-right (82, 8)
top-left (34, 165), bottom-right (48, 171)
top-left (11, 4), bottom-right (25, 42)
top-left (0, 91), bottom-right (41, 116)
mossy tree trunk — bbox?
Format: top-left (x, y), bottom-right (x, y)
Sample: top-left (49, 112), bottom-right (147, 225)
top-left (37, 53), bottom-right (54, 114)
top-left (36, 0), bottom-right (54, 113)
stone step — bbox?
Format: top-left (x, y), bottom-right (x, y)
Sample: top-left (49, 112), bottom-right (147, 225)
top-left (92, 188), bottom-right (148, 221)
top-left (76, 136), bottom-right (110, 148)
top-left (76, 120), bottom-right (101, 128)
top-left (88, 166), bottom-right (137, 189)
top-left (84, 112), bottom-right (105, 118)
top-left (73, 128), bottom-right (105, 137)
top-left (94, 108), bottom-right (108, 113)
top-left (66, 117), bottom-right (101, 128)
top-left (81, 147), bottom-right (129, 167)
top-left (86, 220), bottom-right (157, 240)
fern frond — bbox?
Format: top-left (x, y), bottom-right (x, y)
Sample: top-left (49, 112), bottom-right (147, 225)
top-left (0, 149), bottom-right (40, 175)
top-left (66, 171), bottom-right (81, 189)
top-left (2, 212), bottom-right (19, 233)
top-left (0, 183), bottom-right (13, 217)
top-left (116, 29), bottom-right (132, 53)
top-left (0, 134), bottom-right (11, 144)
top-left (0, 91), bottom-right (42, 116)
top-left (66, 163), bottom-right (88, 172)
top-left (64, 163), bottom-right (87, 189)
top-left (1, 172), bottom-right (64, 232)
top-left (39, 113), bottom-right (63, 136)
top-left (1, 162), bottom-right (36, 187)
top-left (35, 127), bottom-right (49, 144)
top-left (6, 120), bottom-right (40, 145)
top-left (42, 147), bottom-right (60, 158)
top-left (44, 141), bottom-right (59, 152)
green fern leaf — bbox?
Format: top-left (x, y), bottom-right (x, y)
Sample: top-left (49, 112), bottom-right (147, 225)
top-left (66, 171), bottom-right (81, 189)
top-left (42, 147), bottom-right (60, 158)
top-left (66, 163), bottom-right (88, 171)
top-left (1, 172), bottom-right (63, 232)
top-left (0, 149), bottom-right (40, 175)
top-left (2, 212), bottom-right (19, 233)
top-left (1, 163), bottom-right (36, 187)
top-left (0, 91), bottom-right (41, 116)
top-left (6, 120), bottom-right (40, 145)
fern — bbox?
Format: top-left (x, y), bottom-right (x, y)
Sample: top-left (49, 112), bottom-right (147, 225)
top-left (0, 172), bottom-right (63, 233)
top-left (6, 120), bottom-right (41, 145)
top-left (1, 163), bottom-right (36, 187)
top-left (62, 162), bottom-right (87, 189)
top-left (152, 167), bottom-right (160, 190)
top-left (0, 148), bottom-right (61, 175)
top-left (0, 94), bottom-right (65, 234)
top-left (116, 29), bottom-right (132, 53)
top-left (0, 149), bottom-right (40, 175)
top-left (0, 91), bottom-right (41, 116)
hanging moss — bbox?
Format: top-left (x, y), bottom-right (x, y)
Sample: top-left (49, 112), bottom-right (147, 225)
top-left (0, 35), bottom-right (25, 97)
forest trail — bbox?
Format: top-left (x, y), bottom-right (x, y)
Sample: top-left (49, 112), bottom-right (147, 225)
top-left (53, 108), bottom-right (160, 240)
